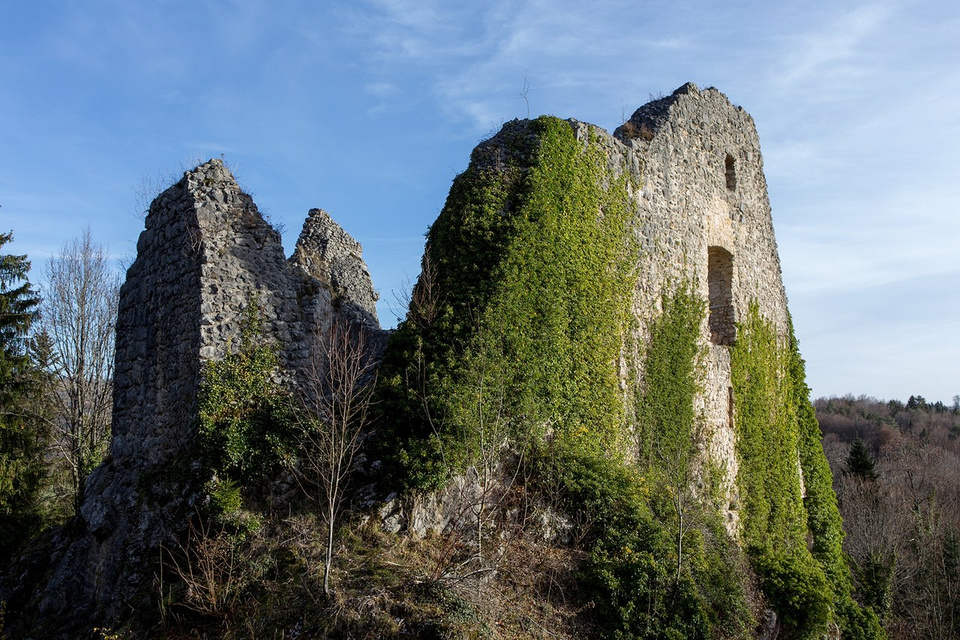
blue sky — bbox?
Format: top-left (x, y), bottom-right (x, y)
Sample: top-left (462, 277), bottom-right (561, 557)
top-left (2, 0), bottom-right (958, 403)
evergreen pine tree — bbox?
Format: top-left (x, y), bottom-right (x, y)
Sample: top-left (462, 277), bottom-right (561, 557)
top-left (846, 437), bottom-right (878, 481)
top-left (0, 230), bottom-right (46, 563)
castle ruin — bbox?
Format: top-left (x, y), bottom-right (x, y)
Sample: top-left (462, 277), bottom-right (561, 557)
top-left (3, 83), bottom-right (804, 635)
top-left (616, 82), bottom-right (790, 525)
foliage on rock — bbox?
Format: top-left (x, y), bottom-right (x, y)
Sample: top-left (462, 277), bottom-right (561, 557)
top-left (537, 437), bottom-right (751, 639)
top-left (563, 284), bottom-right (750, 639)
top-left (732, 304), bottom-right (883, 638)
top-left (635, 281), bottom-right (704, 478)
top-left (377, 116), bottom-right (637, 489)
top-left (197, 297), bottom-right (297, 488)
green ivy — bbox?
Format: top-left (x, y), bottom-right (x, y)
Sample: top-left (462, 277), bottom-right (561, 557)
top-left (732, 304), bottom-right (884, 639)
top-left (635, 281), bottom-right (705, 475)
top-left (731, 303), bottom-right (807, 553)
top-left (197, 297), bottom-right (296, 489)
top-left (377, 117), bottom-right (636, 489)
top-left (373, 112), bottom-right (879, 638)
top-left (535, 440), bottom-right (750, 639)
top-left (535, 285), bottom-right (751, 639)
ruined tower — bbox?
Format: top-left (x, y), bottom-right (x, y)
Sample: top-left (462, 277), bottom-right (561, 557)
top-left (2, 160), bottom-right (381, 634)
top-left (380, 83), bottom-right (791, 529)
top-left (615, 82), bottom-right (790, 525)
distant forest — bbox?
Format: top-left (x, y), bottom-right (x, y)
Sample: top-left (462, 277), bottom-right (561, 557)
top-left (816, 395), bottom-right (960, 639)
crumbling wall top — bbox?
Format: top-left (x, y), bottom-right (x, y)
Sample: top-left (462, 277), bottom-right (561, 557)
top-left (290, 208), bottom-right (379, 330)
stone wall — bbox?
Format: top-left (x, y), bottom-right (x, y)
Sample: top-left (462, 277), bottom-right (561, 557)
top-left (616, 83), bottom-right (790, 530)
top-left (291, 207), bottom-right (380, 332)
top-left (1, 159), bottom-right (382, 635)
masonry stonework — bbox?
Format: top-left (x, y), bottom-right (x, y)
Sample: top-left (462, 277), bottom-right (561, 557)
top-left (2, 84), bottom-right (794, 634)
top-left (616, 83), bottom-right (790, 529)
top-left (533, 83), bottom-right (789, 531)
top-left (2, 160), bottom-right (381, 634)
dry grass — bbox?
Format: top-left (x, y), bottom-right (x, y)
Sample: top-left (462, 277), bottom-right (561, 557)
top-left (149, 490), bottom-right (596, 639)
top-left (617, 119), bottom-right (655, 142)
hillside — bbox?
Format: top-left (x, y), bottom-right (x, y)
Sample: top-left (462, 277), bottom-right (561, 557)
top-left (816, 395), bottom-right (960, 638)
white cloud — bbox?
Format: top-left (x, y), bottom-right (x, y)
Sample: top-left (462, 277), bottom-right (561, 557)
top-left (777, 3), bottom-right (891, 89)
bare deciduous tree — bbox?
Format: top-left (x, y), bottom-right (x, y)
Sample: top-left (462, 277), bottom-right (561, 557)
top-left (408, 248), bottom-right (440, 330)
top-left (42, 227), bottom-right (120, 512)
top-left (298, 319), bottom-right (376, 596)
top-left (820, 396), bottom-right (960, 637)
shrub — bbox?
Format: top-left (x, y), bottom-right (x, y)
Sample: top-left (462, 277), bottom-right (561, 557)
top-left (535, 439), bottom-right (749, 639)
top-left (196, 296), bottom-right (297, 485)
top-left (751, 548), bottom-right (832, 638)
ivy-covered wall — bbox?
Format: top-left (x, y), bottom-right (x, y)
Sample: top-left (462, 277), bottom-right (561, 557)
top-left (376, 85), bottom-right (883, 638)
top-left (377, 116), bottom-right (637, 489)
top-left (732, 304), bottom-right (883, 638)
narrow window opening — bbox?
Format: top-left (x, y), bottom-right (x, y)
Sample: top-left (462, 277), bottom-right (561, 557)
top-left (708, 246), bottom-right (735, 345)
top-left (728, 386), bottom-right (735, 428)
top-left (725, 154), bottom-right (736, 191)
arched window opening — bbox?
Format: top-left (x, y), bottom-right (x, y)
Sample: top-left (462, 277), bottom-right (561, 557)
top-left (725, 154), bottom-right (736, 191)
top-left (708, 246), bottom-right (735, 345)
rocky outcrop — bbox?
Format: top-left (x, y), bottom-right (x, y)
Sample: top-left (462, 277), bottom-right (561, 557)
top-left (0, 160), bottom-right (381, 636)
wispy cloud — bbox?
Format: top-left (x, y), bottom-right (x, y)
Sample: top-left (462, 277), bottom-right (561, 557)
top-left (4, 0), bottom-right (957, 399)
top-left (365, 82), bottom-right (400, 98)
top-left (350, 0), bottom-right (710, 132)
top-left (777, 4), bottom-right (891, 89)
